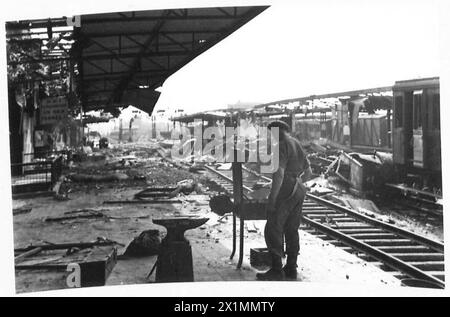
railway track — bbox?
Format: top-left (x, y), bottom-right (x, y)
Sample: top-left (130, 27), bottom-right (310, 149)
top-left (201, 164), bottom-right (445, 289)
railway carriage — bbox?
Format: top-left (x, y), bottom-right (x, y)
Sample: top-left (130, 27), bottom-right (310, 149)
top-left (392, 77), bottom-right (441, 188)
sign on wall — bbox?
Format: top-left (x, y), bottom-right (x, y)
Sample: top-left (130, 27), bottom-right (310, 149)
top-left (40, 96), bottom-right (68, 125)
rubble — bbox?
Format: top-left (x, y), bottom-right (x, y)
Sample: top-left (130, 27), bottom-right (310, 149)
top-left (123, 230), bottom-right (161, 257)
top-left (11, 139), bottom-right (441, 291)
top-left (306, 182), bottom-right (335, 196)
top-left (168, 179), bottom-right (202, 198)
top-left (217, 163), bottom-right (232, 171)
top-left (331, 195), bottom-right (395, 224)
top-left (209, 195), bottom-right (234, 216)
top-left (45, 210), bottom-right (105, 222)
top-left (324, 150), bottom-right (395, 195)
top-left (13, 207), bottom-right (32, 216)
top-left (68, 172), bottom-right (130, 183)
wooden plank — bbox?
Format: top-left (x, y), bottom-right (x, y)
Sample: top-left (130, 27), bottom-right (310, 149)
top-left (15, 247), bottom-right (43, 264)
top-left (45, 212), bottom-right (105, 222)
top-left (103, 199), bottom-right (182, 204)
top-left (15, 241), bottom-right (117, 253)
top-left (385, 183), bottom-right (442, 200)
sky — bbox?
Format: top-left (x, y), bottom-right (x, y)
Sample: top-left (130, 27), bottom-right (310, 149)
top-left (153, 0), bottom-right (440, 114)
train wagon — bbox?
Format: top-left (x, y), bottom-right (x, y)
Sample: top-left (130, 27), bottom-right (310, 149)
top-left (392, 77), bottom-right (441, 188)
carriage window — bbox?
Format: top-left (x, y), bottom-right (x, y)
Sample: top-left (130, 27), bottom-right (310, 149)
top-left (432, 93), bottom-right (440, 129)
top-left (413, 91), bottom-right (422, 129)
top-left (394, 95), bottom-right (403, 127)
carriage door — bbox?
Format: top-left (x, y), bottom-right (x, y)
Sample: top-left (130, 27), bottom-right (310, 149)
top-left (426, 88), bottom-right (441, 171)
top-left (412, 90), bottom-right (423, 168)
top-left (393, 91), bottom-right (407, 165)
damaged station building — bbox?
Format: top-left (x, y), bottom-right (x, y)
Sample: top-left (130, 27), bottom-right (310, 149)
top-left (6, 4), bottom-right (444, 294)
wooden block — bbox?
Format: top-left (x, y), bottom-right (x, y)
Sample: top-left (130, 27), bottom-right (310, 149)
top-left (79, 246), bottom-right (118, 287)
top-left (15, 247), bottom-right (43, 264)
top-left (15, 246), bottom-right (118, 289)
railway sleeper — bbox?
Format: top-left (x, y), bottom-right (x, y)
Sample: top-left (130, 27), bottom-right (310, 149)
top-left (301, 211), bottom-right (341, 215)
top-left (393, 273), bottom-right (444, 283)
top-left (381, 261), bottom-right (444, 272)
top-left (339, 228), bottom-right (386, 234)
top-left (347, 233), bottom-right (399, 239)
top-left (304, 240), bottom-right (445, 276)
top-left (358, 253), bottom-right (443, 262)
top-left (328, 221), bottom-right (367, 226)
top-left (304, 213), bottom-right (347, 219)
top-left (308, 234), bottom-right (335, 241)
top-left (326, 225), bottom-right (375, 230)
top-left (388, 253), bottom-right (445, 262)
top-left (304, 232), bottom-right (434, 254)
top-left (392, 273), bottom-right (409, 280)
top-left (302, 208), bottom-right (328, 212)
top-left (372, 263), bottom-right (408, 273)
top-left (325, 239), bottom-right (419, 248)
top-left (377, 246), bottom-right (435, 253)
top-left (426, 272), bottom-right (445, 281)
top-left (304, 219), bottom-right (360, 225)
top-left (323, 217), bottom-right (358, 222)
top-left (359, 239), bottom-right (422, 247)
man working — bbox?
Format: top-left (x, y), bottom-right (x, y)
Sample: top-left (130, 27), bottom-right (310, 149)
top-left (257, 120), bottom-right (312, 281)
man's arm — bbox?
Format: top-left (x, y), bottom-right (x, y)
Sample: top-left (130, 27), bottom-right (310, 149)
top-left (268, 166), bottom-right (285, 208)
top-left (299, 145), bottom-right (312, 183)
top-left (300, 166), bottom-right (313, 183)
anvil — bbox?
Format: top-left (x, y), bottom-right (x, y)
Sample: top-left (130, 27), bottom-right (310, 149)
top-left (153, 217), bottom-right (209, 282)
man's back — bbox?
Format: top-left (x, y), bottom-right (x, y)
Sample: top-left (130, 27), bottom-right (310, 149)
top-left (277, 135), bottom-right (309, 200)
top-left (283, 135), bottom-right (309, 174)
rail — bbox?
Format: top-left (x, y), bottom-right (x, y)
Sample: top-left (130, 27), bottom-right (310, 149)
top-left (202, 164), bottom-right (445, 288)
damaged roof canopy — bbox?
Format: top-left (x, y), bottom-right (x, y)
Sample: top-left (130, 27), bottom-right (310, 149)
top-left (72, 6), bottom-right (268, 114)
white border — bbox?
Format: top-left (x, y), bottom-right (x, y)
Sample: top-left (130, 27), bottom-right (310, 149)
top-left (1, 0), bottom-right (449, 297)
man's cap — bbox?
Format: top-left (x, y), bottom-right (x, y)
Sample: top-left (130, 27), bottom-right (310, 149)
top-left (267, 120), bottom-right (291, 133)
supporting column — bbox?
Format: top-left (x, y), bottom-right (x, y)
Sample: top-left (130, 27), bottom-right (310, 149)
top-left (231, 113), bottom-right (244, 269)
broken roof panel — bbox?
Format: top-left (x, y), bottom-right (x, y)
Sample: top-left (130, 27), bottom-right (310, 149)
top-left (72, 6), bottom-right (269, 114)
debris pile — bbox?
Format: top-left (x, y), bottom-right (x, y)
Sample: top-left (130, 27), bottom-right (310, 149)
top-left (209, 195), bottom-right (234, 216)
top-left (123, 230), bottom-right (161, 257)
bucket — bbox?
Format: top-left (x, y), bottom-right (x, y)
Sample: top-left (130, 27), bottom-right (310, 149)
top-left (250, 248), bottom-right (272, 267)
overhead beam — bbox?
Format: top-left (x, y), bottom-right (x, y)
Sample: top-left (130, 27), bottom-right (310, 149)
top-left (82, 13), bottom-right (248, 24)
top-left (5, 18), bottom-right (68, 30)
top-left (5, 11), bottom-right (247, 31)
top-left (88, 39), bottom-right (134, 69)
top-left (7, 29), bottom-right (219, 39)
top-left (82, 69), bottom-right (170, 80)
top-left (82, 50), bottom-right (188, 61)
top-left (84, 87), bottom-right (154, 95)
top-left (77, 30), bottom-right (221, 39)
top-left (254, 86), bottom-right (393, 109)
top-left (83, 40), bottom-right (198, 56)
top-left (109, 10), bottom-right (170, 105)
top-left (12, 49), bottom-right (190, 65)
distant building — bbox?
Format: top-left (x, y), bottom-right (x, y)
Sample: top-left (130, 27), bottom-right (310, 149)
top-left (227, 101), bottom-right (261, 111)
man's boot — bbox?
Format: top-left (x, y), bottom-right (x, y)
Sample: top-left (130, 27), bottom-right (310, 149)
top-left (283, 254), bottom-right (298, 280)
top-left (256, 255), bottom-right (284, 281)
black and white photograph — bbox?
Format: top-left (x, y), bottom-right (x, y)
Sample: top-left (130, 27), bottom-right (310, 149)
top-left (1, 0), bottom-right (449, 297)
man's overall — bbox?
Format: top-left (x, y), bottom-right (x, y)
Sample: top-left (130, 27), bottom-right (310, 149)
top-left (264, 135), bottom-right (309, 278)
